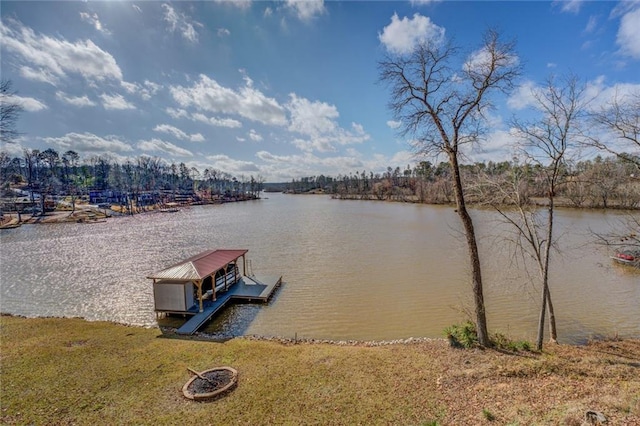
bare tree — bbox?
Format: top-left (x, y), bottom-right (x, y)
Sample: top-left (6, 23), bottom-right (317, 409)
top-left (379, 29), bottom-right (521, 346)
top-left (590, 91), bottom-right (640, 169)
top-left (1, 80), bottom-right (23, 144)
top-left (511, 75), bottom-right (590, 349)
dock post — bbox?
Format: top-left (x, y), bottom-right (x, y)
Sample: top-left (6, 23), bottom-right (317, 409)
top-left (196, 280), bottom-right (203, 313)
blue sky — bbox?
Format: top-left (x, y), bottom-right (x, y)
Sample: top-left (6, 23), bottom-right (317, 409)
top-left (1, 1), bottom-right (639, 181)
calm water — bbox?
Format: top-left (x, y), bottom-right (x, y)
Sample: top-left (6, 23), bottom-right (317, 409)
top-left (1, 193), bottom-right (638, 343)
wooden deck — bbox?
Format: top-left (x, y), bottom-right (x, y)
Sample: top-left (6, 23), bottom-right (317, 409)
top-left (228, 275), bottom-right (283, 301)
top-left (176, 275), bottom-right (282, 335)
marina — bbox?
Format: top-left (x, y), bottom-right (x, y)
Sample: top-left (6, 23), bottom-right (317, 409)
top-left (148, 249), bottom-right (282, 335)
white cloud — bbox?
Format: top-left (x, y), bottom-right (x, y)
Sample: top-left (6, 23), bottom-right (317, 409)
top-left (121, 80), bottom-right (162, 100)
top-left (162, 3), bottom-right (201, 43)
top-left (386, 120), bottom-right (402, 129)
top-left (190, 133), bottom-right (205, 143)
top-left (508, 76), bottom-right (640, 115)
top-left (291, 137), bottom-right (336, 153)
top-left (217, 28), bottom-right (231, 37)
top-left (584, 15), bottom-right (598, 33)
top-left (286, 94), bottom-right (370, 153)
top-left (507, 80), bottom-right (538, 110)
top-left (6, 94), bottom-right (47, 112)
top-left (192, 112), bottom-right (244, 128)
top-left (379, 13), bottom-right (445, 55)
top-left (253, 149), bottom-right (414, 181)
top-left (169, 74), bottom-right (287, 126)
top-left (236, 137), bottom-right (246, 142)
top-left (204, 154), bottom-right (260, 175)
top-left (285, 0), bottom-right (325, 22)
top-left (56, 91), bottom-right (96, 107)
top-left (554, 0), bottom-right (583, 14)
top-left (410, 0), bottom-right (441, 5)
top-left (584, 77), bottom-right (640, 111)
top-left (44, 132), bottom-right (133, 153)
top-left (165, 108), bottom-right (242, 128)
top-left (79, 12), bottom-right (110, 35)
top-left (18, 66), bottom-right (57, 85)
top-left (464, 46), bottom-right (519, 76)
top-left (153, 124), bottom-right (205, 142)
top-left (0, 138), bottom-right (25, 156)
top-left (153, 124), bottom-right (190, 140)
top-left (137, 138), bottom-right (193, 157)
top-left (214, 0), bottom-right (252, 11)
top-left (0, 18), bottom-right (122, 85)
top-left (287, 94), bottom-right (339, 137)
top-left (100, 93), bottom-right (135, 110)
top-left (132, 4), bottom-right (142, 13)
top-left (264, 7), bottom-right (273, 17)
top-left (248, 129), bottom-right (263, 142)
top-left (616, 6), bottom-right (640, 59)
top-left (166, 107), bottom-right (189, 120)
top-left (466, 128), bottom-right (518, 163)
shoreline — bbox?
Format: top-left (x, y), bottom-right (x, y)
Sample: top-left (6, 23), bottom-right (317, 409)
top-left (2, 313), bottom-right (628, 349)
top-left (2, 315), bottom-right (638, 425)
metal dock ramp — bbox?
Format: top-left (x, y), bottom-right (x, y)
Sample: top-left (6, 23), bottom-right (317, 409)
top-left (176, 292), bottom-right (234, 335)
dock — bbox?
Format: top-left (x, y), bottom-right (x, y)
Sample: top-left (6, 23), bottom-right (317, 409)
top-left (176, 274), bottom-right (282, 335)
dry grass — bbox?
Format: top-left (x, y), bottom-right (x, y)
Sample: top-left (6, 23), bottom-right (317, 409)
top-left (1, 316), bottom-right (638, 425)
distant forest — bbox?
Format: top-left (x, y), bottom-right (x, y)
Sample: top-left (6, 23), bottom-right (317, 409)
top-left (0, 149), bottom-right (264, 210)
top-left (286, 155), bottom-right (640, 209)
top-left (1, 148), bottom-right (639, 210)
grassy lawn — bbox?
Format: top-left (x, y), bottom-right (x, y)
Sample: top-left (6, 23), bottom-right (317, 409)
top-left (1, 316), bottom-right (638, 425)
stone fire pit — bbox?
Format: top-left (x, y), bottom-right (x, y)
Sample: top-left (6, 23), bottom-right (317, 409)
top-left (182, 367), bottom-right (238, 401)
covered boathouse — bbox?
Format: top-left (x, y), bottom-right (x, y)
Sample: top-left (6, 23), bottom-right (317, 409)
top-left (148, 249), bottom-right (282, 335)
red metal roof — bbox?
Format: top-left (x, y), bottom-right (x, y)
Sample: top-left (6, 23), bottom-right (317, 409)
top-left (147, 249), bottom-right (248, 281)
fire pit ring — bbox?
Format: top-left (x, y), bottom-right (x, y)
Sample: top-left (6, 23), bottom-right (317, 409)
top-left (182, 367), bottom-right (238, 401)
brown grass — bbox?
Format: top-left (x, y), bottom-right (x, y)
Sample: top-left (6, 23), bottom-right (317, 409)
top-left (1, 316), bottom-right (638, 425)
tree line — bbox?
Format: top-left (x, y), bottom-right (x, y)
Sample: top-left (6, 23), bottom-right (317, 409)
top-left (0, 149), bottom-right (265, 214)
top-left (291, 155), bottom-right (640, 209)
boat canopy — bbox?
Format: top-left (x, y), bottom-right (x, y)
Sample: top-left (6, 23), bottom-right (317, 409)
top-left (147, 249), bottom-right (248, 282)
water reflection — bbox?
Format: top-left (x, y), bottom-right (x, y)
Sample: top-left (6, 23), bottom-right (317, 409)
top-left (1, 193), bottom-right (638, 343)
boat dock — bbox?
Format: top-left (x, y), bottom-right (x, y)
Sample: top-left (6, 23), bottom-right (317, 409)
top-left (176, 275), bottom-right (282, 335)
top-left (148, 249), bottom-right (283, 336)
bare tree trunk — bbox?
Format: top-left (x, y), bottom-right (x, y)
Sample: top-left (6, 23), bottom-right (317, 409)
top-left (536, 276), bottom-right (548, 350)
top-left (537, 195), bottom-right (558, 349)
top-left (546, 287), bottom-right (558, 343)
top-left (451, 154), bottom-right (489, 346)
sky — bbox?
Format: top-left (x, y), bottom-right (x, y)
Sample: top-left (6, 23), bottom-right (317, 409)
top-left (1, 1), bottom-right (639, 182)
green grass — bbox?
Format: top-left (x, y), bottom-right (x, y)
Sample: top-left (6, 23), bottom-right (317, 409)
top-left (444, 321), bottom-right (478, 348)
top-left (444, 321), bottom-right (533, 352)
top-left (2, 316), bottom-right (639, 425)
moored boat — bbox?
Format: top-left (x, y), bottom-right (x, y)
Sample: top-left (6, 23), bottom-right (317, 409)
top-left (611, 249), bottom-right (640, 268)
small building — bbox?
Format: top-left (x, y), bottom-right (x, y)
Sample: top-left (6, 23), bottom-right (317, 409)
top-left (148, 249), bottom-right (247, 314)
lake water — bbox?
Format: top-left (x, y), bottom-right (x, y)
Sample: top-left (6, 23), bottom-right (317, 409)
top-left (1, 192), bottom-right (638, 343)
